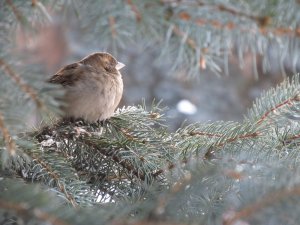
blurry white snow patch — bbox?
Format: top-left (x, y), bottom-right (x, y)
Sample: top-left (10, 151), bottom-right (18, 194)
top-left (41, 138), bottom-right (55, 147)
top-left (177, 99), bottom-right (197, 115)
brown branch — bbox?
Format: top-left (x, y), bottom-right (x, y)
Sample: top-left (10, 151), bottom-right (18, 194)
top-left (109, 16), bottom-right (117, 38)
top-left (189, 130), bottom-right (260, 147)
top-left (167, 13), bottom-right (299, 63)
top-left (163, 0), bottom-right (299, 38)
top-left (31, 0), bottom-right (38, 6)
top-left (286, 133), bottom-right (300, 142)
top-left (5, 0), bottom-right (25, 24)
top-left (217, 132), bottom-right (260, 147)
top-left (80, 138), bottom-right (147, 181)
top-left (0, 111), bottom-right (16, 156)
top-left (256, 94), bottom-right (300, 125)
top-left (188, 130), bottom-right (260, 159)
top-left (31, 156), bottom-right (78, 208)
top-left (152, 159), bottom-right (188, 178)
top-left (126, 0), bottom-right (142, 22)
top-left (172, 25), bottom-right (209, 69)
top-left (108, 122), bottom-right (185, 180)
top-left (104, 122), bottom-right (174, 180)
top-left (216, 4), bottom-right (271, 27)
top-left (189, 131), bottom-right (222, 138)
top-left (173, 25), bottom-right (197, 50)
top-left (265, 26), bottom-right (300, 37)
top-left (162, 0), bottom-right (271, 27)
top-left (182, 15), bottom-right (299, 38)
top-left (224, 185), bottom-right (300, 225)
top-left (0, 58), bottom-right (44, 109)
top-left (0, 199), bottom-right (70, 225)
top-left (119, 127), bottom-right (140, 141)
top-left (37, 122), bottom-right (159, 182)
top-left (31, 0), bottom-right (52, 22)
top-left (154, 130), bottom-right (260, 178)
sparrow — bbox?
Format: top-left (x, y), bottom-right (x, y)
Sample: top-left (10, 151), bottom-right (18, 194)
top-left (49, 52), bottom-right (125, 122)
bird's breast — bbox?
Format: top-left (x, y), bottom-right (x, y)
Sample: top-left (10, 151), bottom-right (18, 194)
top-left (64, 74), bottom-right (123, 122)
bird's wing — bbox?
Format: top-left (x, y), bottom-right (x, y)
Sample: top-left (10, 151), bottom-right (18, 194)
top-left (49, 62), bottom-right (88, 86)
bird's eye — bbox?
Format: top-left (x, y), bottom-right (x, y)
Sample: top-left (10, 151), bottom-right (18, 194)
top-left (104, 65), bottom-right (115, 73)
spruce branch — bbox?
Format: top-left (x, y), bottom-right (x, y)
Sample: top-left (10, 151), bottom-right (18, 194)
top-left (256, 94), bottom-right (300, 125)
top-left (188, 129), bottom-right (260, 147)
top-left (0, 179), bottom-right (72, 225)
top-left (29, 105), bottom-right (173, 202)
top-left (0, 199), bottom-right (70, 225)
top-left (171, 25), bottom-right (208, 70)
top-left (163, 0), bottom-right (271, 27)
top-left (3, 0), bottom-right (299, 78)
top-left (178, 16), bottom-right (298, 38)
top-left (0, 58), bottom-right (44, 109)
top-left (78, 137), bottom-right (148, 182)
top-left (0, 179), bottom-right (122, 225)
top-left (30, 0), bottom-right (52, 22)
top-left (24, 140), bottom-right (100, 206)
top-left (224, 184), bottom-right (300, 225)
top-left (177, 121), bottom-right (260, 153)
top-left (126, 0), bottom-right (142, 22)
top-left (2, 73), bottom-right (300, 223)
top-left (0, 111), bottom-right (16, 156)
top-left (5, 0), bottom-right (26, 25)
top-left (30, 155), bottom-right (78, 208)
top-left (18, 73), bottom-right (300, 212)
top-left (248, 74), bottom-right (300, 125)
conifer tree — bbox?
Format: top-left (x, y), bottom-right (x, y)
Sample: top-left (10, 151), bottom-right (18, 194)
top-left (1, 1), bottom-right (300, 225)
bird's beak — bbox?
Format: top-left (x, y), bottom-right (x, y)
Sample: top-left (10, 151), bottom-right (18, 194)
top-left (116, 62), bottom-right (125, 70)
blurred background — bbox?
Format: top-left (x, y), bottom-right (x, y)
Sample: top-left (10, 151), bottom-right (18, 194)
top-left (119, 48), bottom-right (286, 130)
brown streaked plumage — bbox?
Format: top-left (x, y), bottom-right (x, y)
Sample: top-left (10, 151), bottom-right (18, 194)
top-left (49, 52), bottom-right (125, 122)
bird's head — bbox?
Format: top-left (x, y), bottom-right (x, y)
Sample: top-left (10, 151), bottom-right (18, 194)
top-left (81, 52), bottom-right (125, 74)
